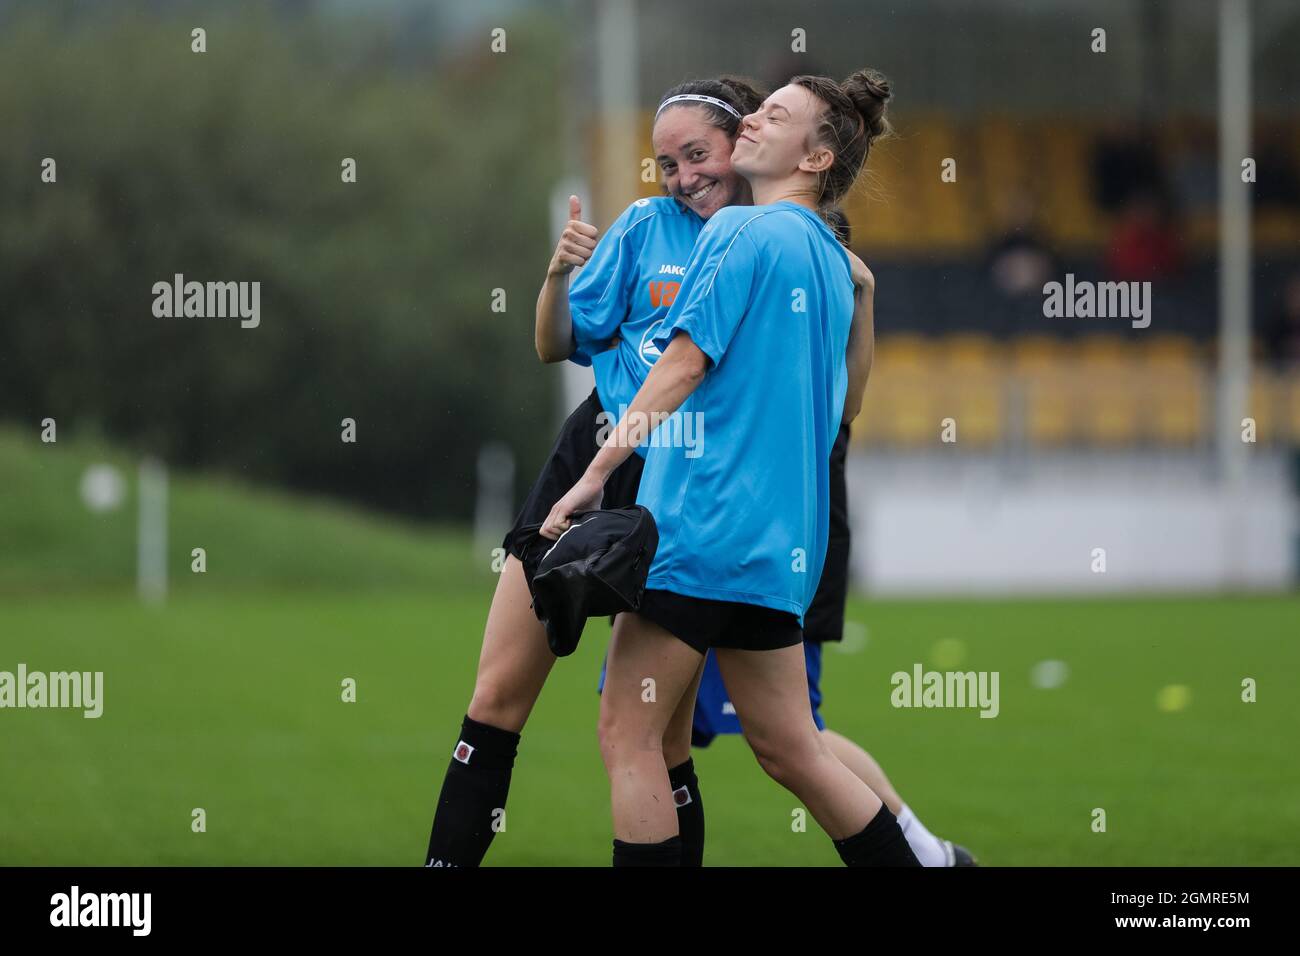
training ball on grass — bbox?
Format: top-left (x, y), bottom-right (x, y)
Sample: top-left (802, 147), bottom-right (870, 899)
top-left (930, 638), bottom-right (966, 669)
top-left (1030, 659), bottom-right (1069, 689)
top-left (1156, 684), bottom-right (1191, 712)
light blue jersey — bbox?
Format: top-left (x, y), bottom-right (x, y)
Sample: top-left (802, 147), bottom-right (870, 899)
top-left (636, 201), bottom-right (854, 621)
top-left (568, 196), bottom-right (705, 456)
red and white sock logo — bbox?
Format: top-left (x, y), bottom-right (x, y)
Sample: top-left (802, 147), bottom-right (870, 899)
top-left (453, 741), bottom-right (475, 764)
top-left (672, 785), bottom-right (692, 807)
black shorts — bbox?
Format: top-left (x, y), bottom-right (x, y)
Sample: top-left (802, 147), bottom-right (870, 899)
top-left (637, 588), bottom-right (803, 655)
top-left (803, 422), bottom-right (851, 643)
top-left (502, 389), bottom-right (645, 584)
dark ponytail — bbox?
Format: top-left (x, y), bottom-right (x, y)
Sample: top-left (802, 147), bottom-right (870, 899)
top-left (821, 207), bottom-right (852, 249)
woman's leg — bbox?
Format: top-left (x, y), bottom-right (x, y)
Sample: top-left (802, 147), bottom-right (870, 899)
top-left (716, 645), bottom-right (919, 865)
top-left (661, 658), bottom-right (707, 866)
top-left (466, 556), bottom-right (557, 732)
top-left (425, 554), bottom-right (556, 866)
top-left (598, 612), bottom-right (704, 861)
top-left (715, 645), bottom-right (876, 837)
top-left (661, 658), bottom-right (705, 769)
top-left (820, 729), bottom-right (903, 813)
top-left (821, 728), bottom-right (957, 865)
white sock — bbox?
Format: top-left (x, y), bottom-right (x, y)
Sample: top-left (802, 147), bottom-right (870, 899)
top-left (896, 803), bottom-right (949, 867)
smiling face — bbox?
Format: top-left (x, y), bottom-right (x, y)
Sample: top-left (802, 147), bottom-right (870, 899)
top-left (731, 84), bottom-right (828, 184)
top-left (651, 106), bottom-right (749, 219)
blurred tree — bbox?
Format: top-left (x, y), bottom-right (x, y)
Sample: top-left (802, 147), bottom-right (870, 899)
top-left (0, 4), bottom-right (564, 520)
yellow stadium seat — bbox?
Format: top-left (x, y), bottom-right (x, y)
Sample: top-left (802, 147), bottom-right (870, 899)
top-left (1144, 369), bottom-right (1206, 446)
top-left (887, 372), bottom-right (943, 447)
top-left (874, 334), bottom-right (933, 369)
top-left (1077, 385), bottom-right (1142, 445)
top-left (847, 136), bottom-right (913, 252)
top-left (1143, 334), bottom-right (1201, 367)
top-left (853, 388), bottom-right (893, 446)
top-left (1256, 210), bottom-right (1300, 250)
top-left (1071, 342), bottom-right (1142, 444)
top-left (1036, 123), bottom-right (1106, 248)
top-left (939, 372), bottom-right (1004, 447)
top-left (909, 116), bottom-right (980, 251)
top-left (975, 117), bottom-right (1033, 220)
top-left (1286, 376), bottom-right (1300, 443)
top-left (1077, 334), bottom-right (1135, 367)
top-left (1011, 335), bottom-right (1067, 373)
top-left (940, 333), bottom-right (1000, 370)
top-left (1021, 372), bottom-right (1074, 446)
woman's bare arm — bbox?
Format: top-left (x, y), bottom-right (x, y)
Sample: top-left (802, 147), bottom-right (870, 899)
top-left (540, 332), bottom-right (709, 537)
top-left (842, 251), bottom-right (876, 425)
top-left (535, 195), bottom-right (599, 363)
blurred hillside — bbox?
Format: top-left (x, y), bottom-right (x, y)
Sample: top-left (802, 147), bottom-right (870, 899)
top-left (0, 425), bottom-right (491, 596)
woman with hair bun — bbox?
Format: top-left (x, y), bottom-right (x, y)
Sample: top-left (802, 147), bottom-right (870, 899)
top-left (543, 70), bottom-right (933, 866)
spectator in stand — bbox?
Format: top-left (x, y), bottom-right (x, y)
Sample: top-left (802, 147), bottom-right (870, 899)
top-left (1105, 188), bottom-right (1186, 282)
top-left (985, 189), bottom-right (1061, 298)
top-left (1261, 273), bottom-right (1300, 368)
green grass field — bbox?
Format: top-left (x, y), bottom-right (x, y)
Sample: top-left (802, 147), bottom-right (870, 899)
top-left (3, 427), bottom-right (1298, 865)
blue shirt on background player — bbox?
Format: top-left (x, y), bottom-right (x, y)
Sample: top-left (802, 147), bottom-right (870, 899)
top-left (636, 201), bottom-right (855, 621)
top-left (567, 196), bottom-right (704, 443)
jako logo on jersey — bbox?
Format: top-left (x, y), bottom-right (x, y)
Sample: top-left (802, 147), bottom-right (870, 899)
top-left (672, 785), bottom-right (692, 807)
top-left (639, 319), bottom-right (665, 366)
top-left (453, 741), bottom-right (474, 764)
top-left (658, 264), bottom-right (686, 276)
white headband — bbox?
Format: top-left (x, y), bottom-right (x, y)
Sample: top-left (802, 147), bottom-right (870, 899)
top-left (655, 93), bottom-right (742, 121)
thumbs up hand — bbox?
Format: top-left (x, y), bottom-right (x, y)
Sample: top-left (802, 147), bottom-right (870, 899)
top-left (548, 195), bottom-right (600, 277)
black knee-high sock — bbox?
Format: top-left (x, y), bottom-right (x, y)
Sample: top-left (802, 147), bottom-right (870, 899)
top-left (833, 804), bottom-right (922, 867)
top-left (667, 758), bottom-right (705, 867)
top-left (425, 715), bottom-right (520, 867)
top-left (612, 836), bottom-right (682, 867)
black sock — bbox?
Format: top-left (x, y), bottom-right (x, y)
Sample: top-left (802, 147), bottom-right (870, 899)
top-left (612, 836), bottom-right (682, 867)
top-left (424, 715), bottom-right (520, 867)
top-left (667, 758), bottom-right (705, 867)
top-left (833, 804), bottom-right (923, 867)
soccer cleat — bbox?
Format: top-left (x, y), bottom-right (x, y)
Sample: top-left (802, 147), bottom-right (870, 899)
top-left (942, 840), bottom-right (980, 867)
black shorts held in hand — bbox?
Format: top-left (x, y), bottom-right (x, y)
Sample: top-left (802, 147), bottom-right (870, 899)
top-left (502, 388), bottom-right (645, 585)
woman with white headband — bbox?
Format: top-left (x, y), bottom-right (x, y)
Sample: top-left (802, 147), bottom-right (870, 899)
top-left (541, 69), bottom-right (929, 866)
top-left (424, 74), bottom-right (968, 868)
top-left (423, 77), bottom-right (767, 868)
